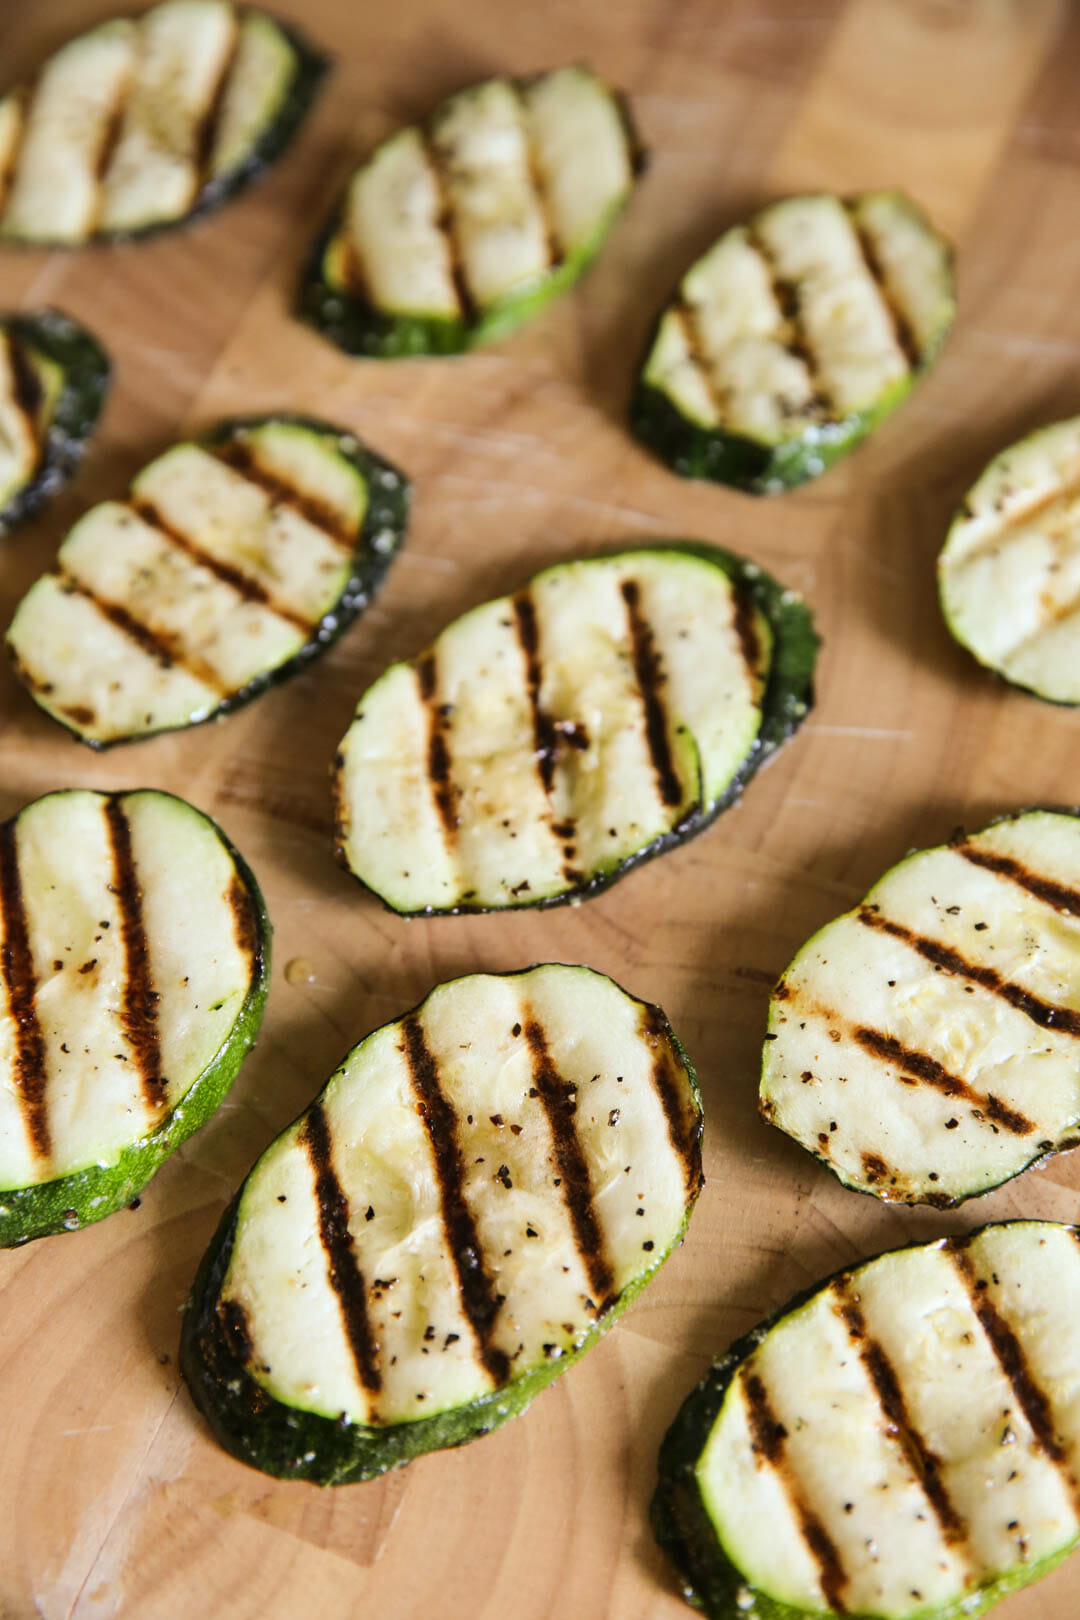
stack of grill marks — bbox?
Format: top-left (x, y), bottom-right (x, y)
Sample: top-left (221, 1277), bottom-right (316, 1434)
top-left (218, 968), bottom-right (702, 1424)
top-left (334, 554), bottom-right (770, 912)
top-left (8, 424), bottom-right (368, 743)
top-left (0, 791), bottom-right (260, 1189)
top-left (698, 1225), bottom-right (1080, 1617)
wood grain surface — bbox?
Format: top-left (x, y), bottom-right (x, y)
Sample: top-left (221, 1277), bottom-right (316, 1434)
top-left (1, 1), bottom-right (1079, 1616)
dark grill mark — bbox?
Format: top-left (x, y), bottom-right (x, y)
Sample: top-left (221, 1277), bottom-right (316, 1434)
top-left (861, 1152), bottom-right (888, 1184)
top-left (400, 1015), bottom-right (509, 1385)
top-left (59, 572), bottom-right (227, 693)
top-left (130, 499), bottom-right (314, 634)
top-left (847, 214), bottom-right (920, 370)
top-left (6, 333), bottom-right (43, 468)
top-left (731, 586), bottom-right (762, 683)
top-left (301, 1101), bottom-right (382, 1395)
top-left (953, 841), bottom-right (1080, 919)
top-left (745, 226), bottom-right (828, 406)
top-left (673, 301), bottom-right (728, 422)
top-left (0, 819), bottom-right (50, 1161)
top-left (227, 873), bottom-right (260, 982)
top-left (194, 20), bottom-right (241, 180)
top-left (92, 63), bottom-right (133, 187)
top-left (415, 654), bottom-right (460, 839)
top-left (219, 1298), bottom-right (254, 1364)
top-left (523, 1014), bottom-right (615, 1309)
top-left (621, 579), bottom-right (683, 810)
top-left (214, 440), bottom-right (356, 548)
top-left (851, 1024), bottom-right (1034, 1136)
top-left (858, 906), bottom-right (1080, 1036)
top-left (0, 90), bottom-right (27, 217)
top-left (511, 83), bottom-right (562, 269)
top-left (949, 1242), bottom-right (1080, 1517)
top-left (640, 1005), bottom-right (702, 1196)
top-left (105, 796), bottom-right (167, 1119)
top-left (512, 592), bottom-right (558, 797)
top-left (835, 1286), bottom-right (969, 1547)
top-left (422, 133), bottom-right (476, 322)
top-left (742, 1369), bottom-right (849, 1611)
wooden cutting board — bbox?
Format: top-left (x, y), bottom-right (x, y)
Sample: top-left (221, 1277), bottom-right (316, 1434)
top-left (2, 1), bottom-right (1079, 1615)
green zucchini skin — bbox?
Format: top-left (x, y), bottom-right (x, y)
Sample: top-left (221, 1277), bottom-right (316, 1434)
top-left (0, 14), bottom-right (327, 250)
top-left (0, 795), bottom-right (271, 1248)
top-left (297, 73), bottom-right (646, 361)
top-left (652, 1222), bottom-right (1080, 1620)
top-left (181, 967), bottom-right (702, 1484)
top-left (9, 411), bottom-right (410, 750)
top-left (0, 308), bottom-right (109, 532)
top-left (333, 541), bottom-right (819, 918)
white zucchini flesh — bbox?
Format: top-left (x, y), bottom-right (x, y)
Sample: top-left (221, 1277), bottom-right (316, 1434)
top-left (0, 3), bottom-right (304, 244)
top-left (219, 964), bottom-right (702, 1425)
top-left (0, 790), bottom-right (259, 1189)
top-left (695, 1223), bottom-right (1080, 1617)
top-left (328, 66), bottom-right (635, 320)
top-left (6, 421), bottom-right (371, 746)
top-left (643, 190), bottom-right (952, 446)
top-left (0, 22), bottom-right (136, 244)
top-left (334, 550), bottom-right (770, 914)
top-left (939, 416), bottom-right (1080, 704)
top-left (98, 0), bottom-right (237, 234)
top-left (761, 812), bottom-right (1080, 1206)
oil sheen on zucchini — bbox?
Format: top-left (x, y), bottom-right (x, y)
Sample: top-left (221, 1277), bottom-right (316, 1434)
top-left (632, 190), bottom-right (954, 494)
top-left (299, 65), bottom-right (643, 357)
top-left (0, 308), bottom-right (110, 531)
top-left (181, 963), bottom-right (702, 1483)
top-left (0, 2), bottom-right (326, 246)
top-left (333, 544), bottom-right (818, 915)
top-left (654, 1220), bottom-right (1080, 1620)
top-left (939, 415), bottom-right (1080, 705)
top-left (0, 789), bottom-right (269, 1247)
top-left (760, 810), bottom-right (1080, 1208)
top-left (7, 412), bottom-right (409, 746)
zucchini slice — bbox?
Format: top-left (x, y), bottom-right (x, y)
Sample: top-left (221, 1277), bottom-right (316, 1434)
top-left (181, 963), bottom-right (702, 1483)
top-left (0, 2), bottom-right (326, 246)
top-left (760, 810), bottom-right (1080, 1208)
top-left (653, 1220), bottom-right (1080, 1620)
top-left (632, 190), bottom-right (955, 494)
top-left (6, 412), bottom-right (409, 747)
top-left (939, 415), bottom-right (1080, 705)
top-left (0, 789), bottom-right (269, 1247)
top-left (0, 308), bottom-right (109, 531)
top-left (333, 544), bottom-right (818, 915)
top-left (299, 65), bottom-right (643, 358)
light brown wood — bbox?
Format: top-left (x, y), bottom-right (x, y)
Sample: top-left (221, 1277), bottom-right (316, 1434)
top-left (1, 1), bottom-right (1080, 1615)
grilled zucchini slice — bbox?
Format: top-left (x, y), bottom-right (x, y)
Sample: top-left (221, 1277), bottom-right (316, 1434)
top-left (632, 190), bottom-right (954, 494)
top-left (0, 789), bottom-right (269, 1247)
top-left (760, 810), bottom-right (1080, 1208)
top-left (939, 415), bottom-right (1080, 705)
top-left (299, 65), bottom-right (643, 358)
top-left (654, 1220), bottom-right (1080, 1620)
top-left (7, 413), bottom-right (408, 746)
top-left (181, 963), bottom-right (702, 1483)
top-left (333, 544), bottom-right (817, 915)
top-left (0, 308), bottom-right (109, 531)
top-left (0, 2), bottom-right (325, 246)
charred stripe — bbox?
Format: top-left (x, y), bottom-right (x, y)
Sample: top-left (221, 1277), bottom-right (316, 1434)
top-left (846, 213), bottom-right (920, 370)
top-left (857, 907), bottom-right (1080, 1036)
top-left (0, 91), bottom-right (27, 219)
top-left (513, 83), bottom-right (562, 269)
top-left (742, 1368), bottom-right (850, 1612)
top-left (523, 1014), bottom-right (616, 1310)
top-left (639, 1004), bottom-right (702, 1196)
top-left (672, 301), bottom-right (728, 423)
top-left (421, 132), bottom-right (476, 322)
top-left (400, 1014), bottom-right (509, 1385)
top-left (130, 498), bottom-right (314, 634)
top-left (0, 819), bottom-right (50, 1161)
top-left (731, 585), bottom-right (763, 684)
top-left (301, 1100), bottom-right (382, 1395)
top-left (212, 440), bottom-right (357, 548)
top-left (745, 226), bottom-right (828, 405)
top-left (952, 840), bottom-right (1080, 919)
top-left (621, 578), bottom-right (684, 810)
top-left (194, 16), bottom-right (242, 179)
top-left (5, 332), bottom-right (43, 465)
top-left (511, 591), bottom-right (559, 797)
top-left (850, 1023), bottom-right (1035, 1136)
top-left (58, 571), bottom-right (227, 691)
top-left (415, 653), bottom-right (461, 840)
top-left (834, 1283), bottom-right (970, 1548)
top-left (105, 795), bottom-right (168, 1118)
